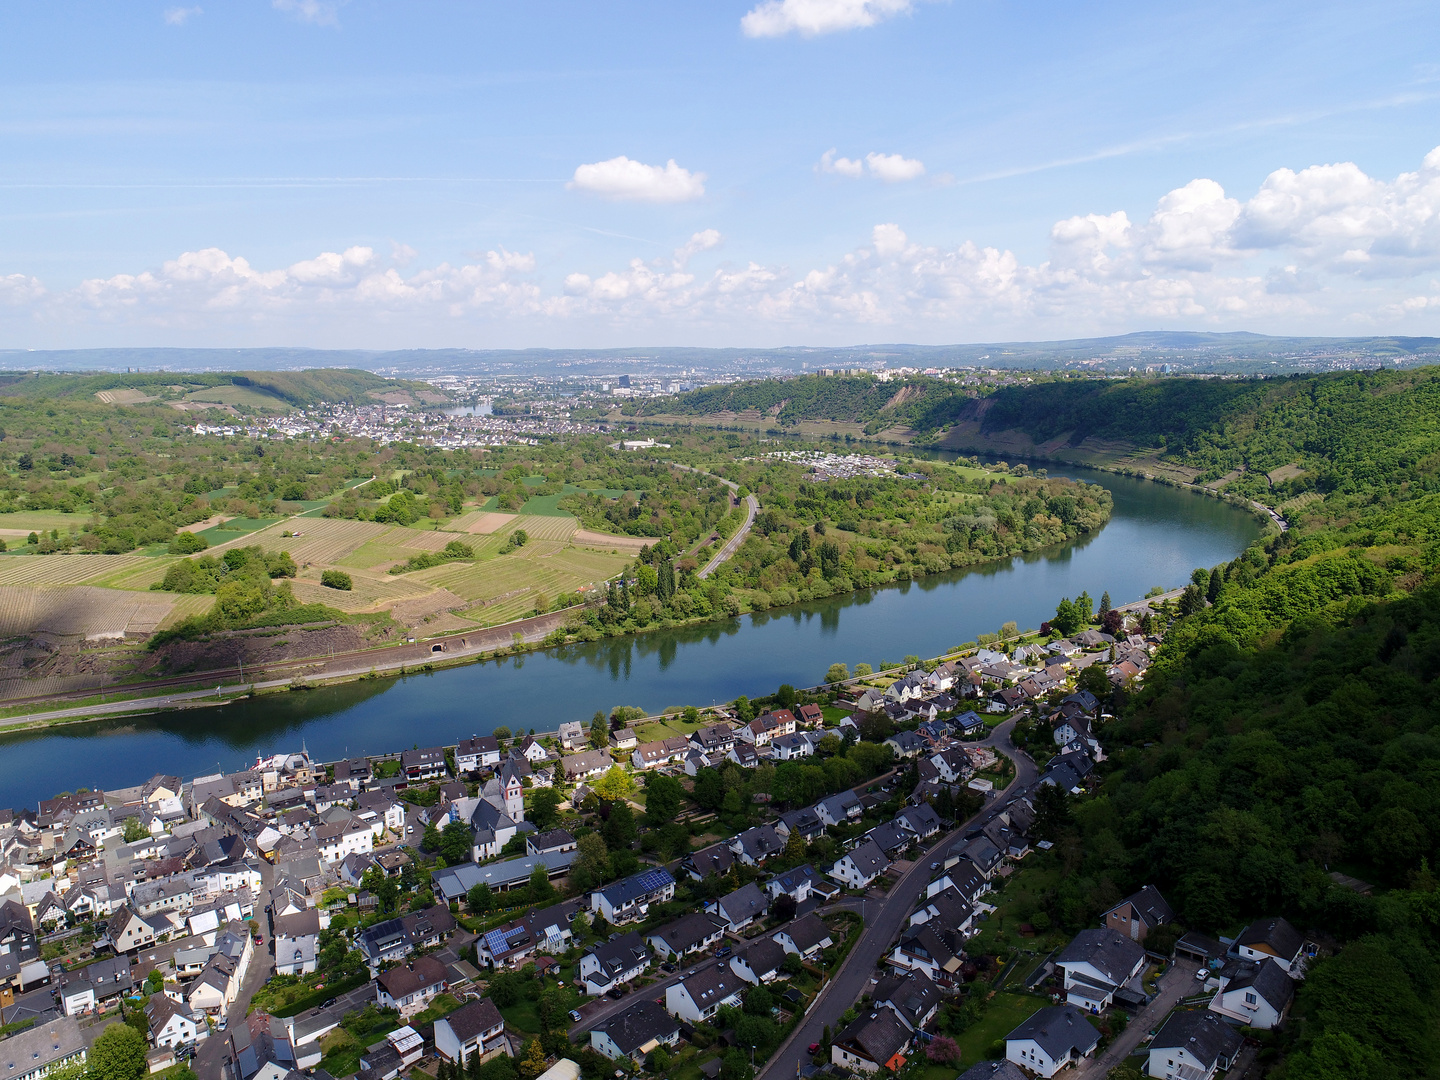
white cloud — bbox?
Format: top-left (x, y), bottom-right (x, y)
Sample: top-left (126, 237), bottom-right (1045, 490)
top-left (10, 145), bottom-right (1440, 341)
top-left (568, 156), bottom-right (706, 203)
top-left (864, 152), bottom-right (926, 183)
top-left (272, 0), bottom-right (348, 27)
top-left (819, 149), bottom-right (865, 178)
top-left (163, 6), bottom-right (202, 26)
top-left (742, 0), bottom-right (917, 38)
top-left (819, 149), bottom-right (927, 181)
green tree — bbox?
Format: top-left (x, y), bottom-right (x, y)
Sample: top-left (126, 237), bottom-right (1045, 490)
top-left (643, 774), bottom-right (684, 826)
top-left (720, 1049), bottom-right (754, 1080)
top-left (488, 970), bottom-right (521, 1008)
top-left (1207, 566), bottom-right (1224, 603)
top-left (519, 1038), bottom-right (547, 1080)
top-left (467, 882), bottom-right (495, 914)
top-left (592, 766), bottom-right (635, 801)
top-left (1031, 782), bottom-right (1072, 842)
top-left (603, 800), bottom-right (637, 849)
top-left (528, 864), bottom-right (554, 906)
top-left (853, 663), bottom-right (872, 677)
top-left (1076, 663), bottom-right (1110, 700)
top-left (1098, 591), bottom-right (1111, 614)
top-left (783, 827), bottom-right (806, 862)
top-left (646, 1046), bottom-right (671, 1074)
top-left (825, 663), bottom-right (849, 684)
top-left (121, 816), bottom-right (148, 843)
top-left (776, 684), bottom-right (797, 710)
top-left (1286, 1032), bottom-right (1391, 1080)
top-left (89, 1022), bottom-right (148, 1080)
top-left (589, 710), bottom-right (609, 749)
top-left (440, 821), bottom-right (474, 864)
top-left (528, 787), bottom-right (562, 832)
top-left (733, 695), bottom-right (755, 723)
top-left (571, 833), bottom-right (610, 890)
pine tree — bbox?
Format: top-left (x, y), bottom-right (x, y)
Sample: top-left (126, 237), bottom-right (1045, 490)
top-left (1099, 590), bottom-right (1111, 614)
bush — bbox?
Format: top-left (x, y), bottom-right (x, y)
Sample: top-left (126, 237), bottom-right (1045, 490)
top-left (168, 532), bottom-right (208, 555)
top-left (321, 570), bottom-right (352, 590)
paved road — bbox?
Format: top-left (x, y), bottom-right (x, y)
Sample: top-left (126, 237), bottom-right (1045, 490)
top-left (567, 961), bottom-right (698, 1039)
top-left (756, 721), bottom-right (1038, 1080)
top-left (194, 863), bottom-right (278, 1080)
top-left (700, 491), bottom-right (758, 579)
top-left (1076, 959), bottom-right (1199, 1077)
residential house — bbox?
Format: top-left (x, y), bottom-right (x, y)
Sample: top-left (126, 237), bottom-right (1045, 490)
top-left (1005, 1005), bottom-right (1100, 1078)
top-left (1146, 1010), bottom-right (1243, 1080)
top-left (579, 932), bottom-right (650, 996)
top-left (609, 728), bottom-right (638, 752)
top-left (1103, 886), bottom-right (1174, 943)
top-left (872, 970), bottom-right (941, 1032)
top-left (769, 733), bottom-right (814, 761)
top-left (1207, 958), bottom-right (1294, 1030)
top-left (929, 748), bottom-right (972, 784)
top-left (0, 1017), bottom-right (86, 1080)
top-left (909, 885), bottom-right (976, 938)
top-left (888, 924), bottom-right (965, 988)
top-left (726, 742), bottom-right (758, 769)
top-left (526, 830), bottom-right (577, 857)
top-left (682, 843), bottom-right (735, 881)
top-left (1055, 929), bottom-right (1147, 1010)
top-left (737, 710), bottom-right (797, 746)
top-left (953, 711), bottom-right (986, 737)
top-left (829, 839), bottom-right (890, 889)
top-left (729, 824), bottom-right (784, 867)
top-left (314, 818), bottom-right (373, 866)
top-left (774, 807), bottom-right (825, 844)
top-left (665, 964), bottom-right (744, 1024)
top-left (682, 749), bottom-right (725, 777)
top-left (333, 758), bottom-right (372, 790)
top-left (952, 836), bottom-right (1004, 880)
top-left (895, 804), bottom-right (942, 840)
top-left (958, 1063), bottom-right (1026, 1080)
top-left (356, 791), bottom-right (406, 835)
top-left (647, 913), bottom-right (726, 961)
top-left (146, 994), bottom-right (205, 1049)
top-left (557, 722), bottom-right (585, 751)
top-left (0, 900), bottom-right (39, 1001)
top-left (796, 703), bottom-right (823, 727)
top-left (590, 869), bottom-right (675, 926)
top-left (434, 997), bottom-right (507, 1067)
top-left (866, 822), bottom-right (914, 858)
top-left (475, 919), bottom-right (538, 970)
top-left (59, 955), bottom-right (132, 1016)
top-left (456, 736), bottom-right (501, 774)
top-left (772, 913), bottom-right (833, 960)
top-left (400, 747), bottom-right (447, 783)
top-left (356, 905), bottom-right (456, 974)
top-left (589, 1000), bottom-right (681, 1065)
top-left (183, 952), bottom-right (239, 1015)
top-left (273, 910), bottom-right (321, 977)
top-left (815, 790), bottom-right (862, 828)
top-left (708, 882), bottom-right (768, 933)
top-left (469, 799), bottom-right (523, 861)
top-left (107, 907), bottom-right (162, 954)
top-left (830, 1009), bottom-right (911, 1075)
top-left (729, 937), bottom-right (787, 985)
top-left (689, 724), bottom-right (736, 756)
top-left (376, 956), bottom-right (449, 1018)
top-left (632, 736), bottom-right (690, 770)
top-left (525, 899), bottom-right (582, 953)
top-left (516, 736), bottom-right (549, 763)
top-left (883, 731), bottom-right (927, 760)
top-left (1234, 917), bottom-right (1306, 972)
top-left (561, 750), bottom-right (612, 784)
top-left (765, 865), bottom-right (820, 904)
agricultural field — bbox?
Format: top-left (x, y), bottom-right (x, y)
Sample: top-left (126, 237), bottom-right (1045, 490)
top-left (0, 511), bottom-right (93, 537)
top-left (0, 585), bottom-right (175, 638)
top-left (0, 554), bottom-right (149, 586)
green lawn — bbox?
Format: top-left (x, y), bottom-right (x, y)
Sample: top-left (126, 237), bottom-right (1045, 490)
top-left (953, 992), bottom-right (1047, 1068)
top-left (517, 492), bottom-right (578, 517)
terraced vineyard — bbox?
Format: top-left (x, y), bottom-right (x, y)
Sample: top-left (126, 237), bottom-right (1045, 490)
top-left (0, 585), bottom-right (175, 638)
top-left (0, 554), bottom-right (149, 586)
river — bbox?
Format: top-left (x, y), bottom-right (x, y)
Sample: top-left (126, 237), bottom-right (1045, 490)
top-left (0, 463), bottom-right (1260, 808)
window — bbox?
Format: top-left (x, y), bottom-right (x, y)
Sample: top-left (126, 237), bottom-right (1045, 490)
top-left (1245, 992), bottom-right (1257, 1005)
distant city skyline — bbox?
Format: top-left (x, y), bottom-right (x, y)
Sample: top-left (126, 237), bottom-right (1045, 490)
top-left (1, 1), bottom-right (1438, 347)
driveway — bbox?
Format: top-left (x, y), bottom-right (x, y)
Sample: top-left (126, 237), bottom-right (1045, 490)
top-left (756, 721), bottom-right (1037, 1080)
top-left (1076, 959), bottom-right (1200, 1077)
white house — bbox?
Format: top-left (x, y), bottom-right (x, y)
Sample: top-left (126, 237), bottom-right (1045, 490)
top-left (772, 913), bottom-right (833, 960)
top-left (1054, 930), bottom-right (1146, 1011)
top-left (456, 736), bottom-right (501, 775)
top-left (829, 839), bottom-right (890, 889)
top-left (708, 882), bottom-right (768, 933)
top-left (590, 868), bottom-right (675, 926)
top-left (647, 913), bottom-right (725, 960)
top-left (1005, 1005), bottom-right (1100, 1078)
top-left (579, 933), bottom-right (651, 996)
top-left (729, 938), bottom-right (787, 986)
top-left (1233, 917), bottom-right (1306, 972)
top-left (665, 964), bottom-right (744, 1024)
top-left (1207, 958), bottom-right (1294, 1030)
top-left (314, 818), bottom-right (373, 866)
top-left (434, 997), bottom-right (507, 1066)
top-left (273, 909), bottom-right (321, 977)
top-left (146, 995), bottom-right (206, 1049)
top-left (589, 1000), bottom-right (680, 1065)
top-left (1146, 1010), bottom-right (1243, 1080)
top-left (376, 956), bottom-right (449, 1018)
top-left (815, 790), bottom-right (862, 827)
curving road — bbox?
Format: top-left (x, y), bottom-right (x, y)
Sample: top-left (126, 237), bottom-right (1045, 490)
top-left (665, 462), bottom-right (759, 580)
top-left (755, 720), bottom-right (1037, 1080)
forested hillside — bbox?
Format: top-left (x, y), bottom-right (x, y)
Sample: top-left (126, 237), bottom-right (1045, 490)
top-left (0, 368), bottom-right (437, 408)
top-left (1055, 492), bottom-right (1440, 1078)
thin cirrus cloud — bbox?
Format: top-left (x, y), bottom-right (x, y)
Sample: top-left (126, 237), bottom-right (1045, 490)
top-left (568, 156), bottom-right (706, 203)
top-left (272, 0), bottom-right (348, 26)
top-left (742, 0), bottom-right (919, 38)
top-left (162, 6), bottom-right (202, 26)
top-left (8, 145), bottom-right (1440, 338)
top-left (819, 149), bottom-right (926, 182)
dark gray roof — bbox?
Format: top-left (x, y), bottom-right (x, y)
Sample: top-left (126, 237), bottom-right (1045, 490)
top-left (1236, 916), bottom-right (1304, 961)
top-left (586, 931), bottom-right (650, 979)
top-left (1109, 885), bottom-right (1173, 928)
top-left (735, 937), bottom-right (787, 979)
top-left (777, 913), bottom-right (831, 954)
top-left (650, 913), bottom-right (725, 954)
top-left (1006, 1004), bottom-right (1100, 1058)
top-left (1056, 929), bottom-right (1146, 986)
top-left (872, 969), bottom-right (940, 1027)
top-left (718, 882), bottom-right (769, 923)
top-left (896, 803), bottom-right (941, 835)
top-left (842, 838), bottom-right (890, 877)
top-left (592, 999), bottom-right (679, 1057)
top-left (1224, 958), bottom-right (1295, 1010)
top-left (1149, 1009), bottom-right (1243, 1067)
top-left (679, 963), bottom-right (743, 1009)
top-left (441, 996), bottom-right (504, 1042)
top-left (685, 843), bottom-right (735, 878)
top-left (835, 1008), bottom-right (911, 1066)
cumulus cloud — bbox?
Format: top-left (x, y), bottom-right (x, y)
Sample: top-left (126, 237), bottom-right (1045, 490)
top-left (742, 0), bottom-right (917, 38)
top-left (163, 6), bottom-right (202, 25)
top-left (865, 152), bottom-right (926, 183)
top-left (272, 0), bottom-right (348, 26)
top-left (10, 144), bottom-right (1440, 340)
top-left (819, 150), bottom-right (926, 181)
top-left (568, 156), bottom-right (706, 203)
top-left (819, 149), bottom-right (865, 178)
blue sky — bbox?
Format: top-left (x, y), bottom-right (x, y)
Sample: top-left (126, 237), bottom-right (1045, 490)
top-left (1, 0), bottom-right (1438, 348)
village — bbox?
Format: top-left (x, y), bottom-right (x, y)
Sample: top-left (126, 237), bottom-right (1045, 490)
top-left (0, 597), bottom-right (1309, 1080)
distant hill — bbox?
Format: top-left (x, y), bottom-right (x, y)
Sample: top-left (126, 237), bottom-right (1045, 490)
top-left (2, 332), bottom-right (1439, 377)
top-left (0, 368), bottom-right (444, 409)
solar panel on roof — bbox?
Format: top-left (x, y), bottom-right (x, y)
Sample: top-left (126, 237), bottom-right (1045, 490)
top-left (484, 930), bottom-right (511, 955)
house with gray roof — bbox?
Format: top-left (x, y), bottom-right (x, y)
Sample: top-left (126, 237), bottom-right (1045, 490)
top-left (1005, 1004), bottom-right (1099, 1078)
top-left (728, 824), bottom-right (784, 866)
top-left (647, 913), bottom-right (726, 960)
top-left (665, 963), bottom-right (744, 1024)
top-left (829, 838), bottom-right (890, 889)
top-left (872, 969), bottom-right (940, 1031)
top-left (579, 932), bottom-right (650, 995)
top-left (1055, 929), bottom-right (1147, 1010)
top-left (681, 842), bottom-right (735, 881)
top-left (0, 1016), bottom-right (86, 1080)
top-left (1103, 885), bottom-right (1174, 943)
top-left (1234, 916), bottom-right (1306, 971)
top-left (729, 937), bottom-right (787, 985)
top-left (708, 881), bottom-right (768, 932)
top-left (589, 999), bottom-right (680, 1064)
top-left (1147, 1009), bottom-right (1243, 1080)
top-left (830, 1008), bottom-right (912, 1074)
top-left (1208, 957), bottom-right (1295, 1030)
top-left (772, 912), bottom-right (833, 960)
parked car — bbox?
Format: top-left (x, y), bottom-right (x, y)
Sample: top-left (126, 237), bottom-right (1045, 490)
top-left (661, 962), bottom-right (677, 973)
top-left (716, 946), bottom-right (731, 958)
top-left (808, 1043), bottom-right (820, 1054)
top-left (569, 1010), bottom-right (582, 1023)
top-left (606, 987), bottom-right (624, 1000)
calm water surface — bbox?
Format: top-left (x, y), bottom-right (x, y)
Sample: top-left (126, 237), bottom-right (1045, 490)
top-left (0, 463), bottom-right (1260, 807)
